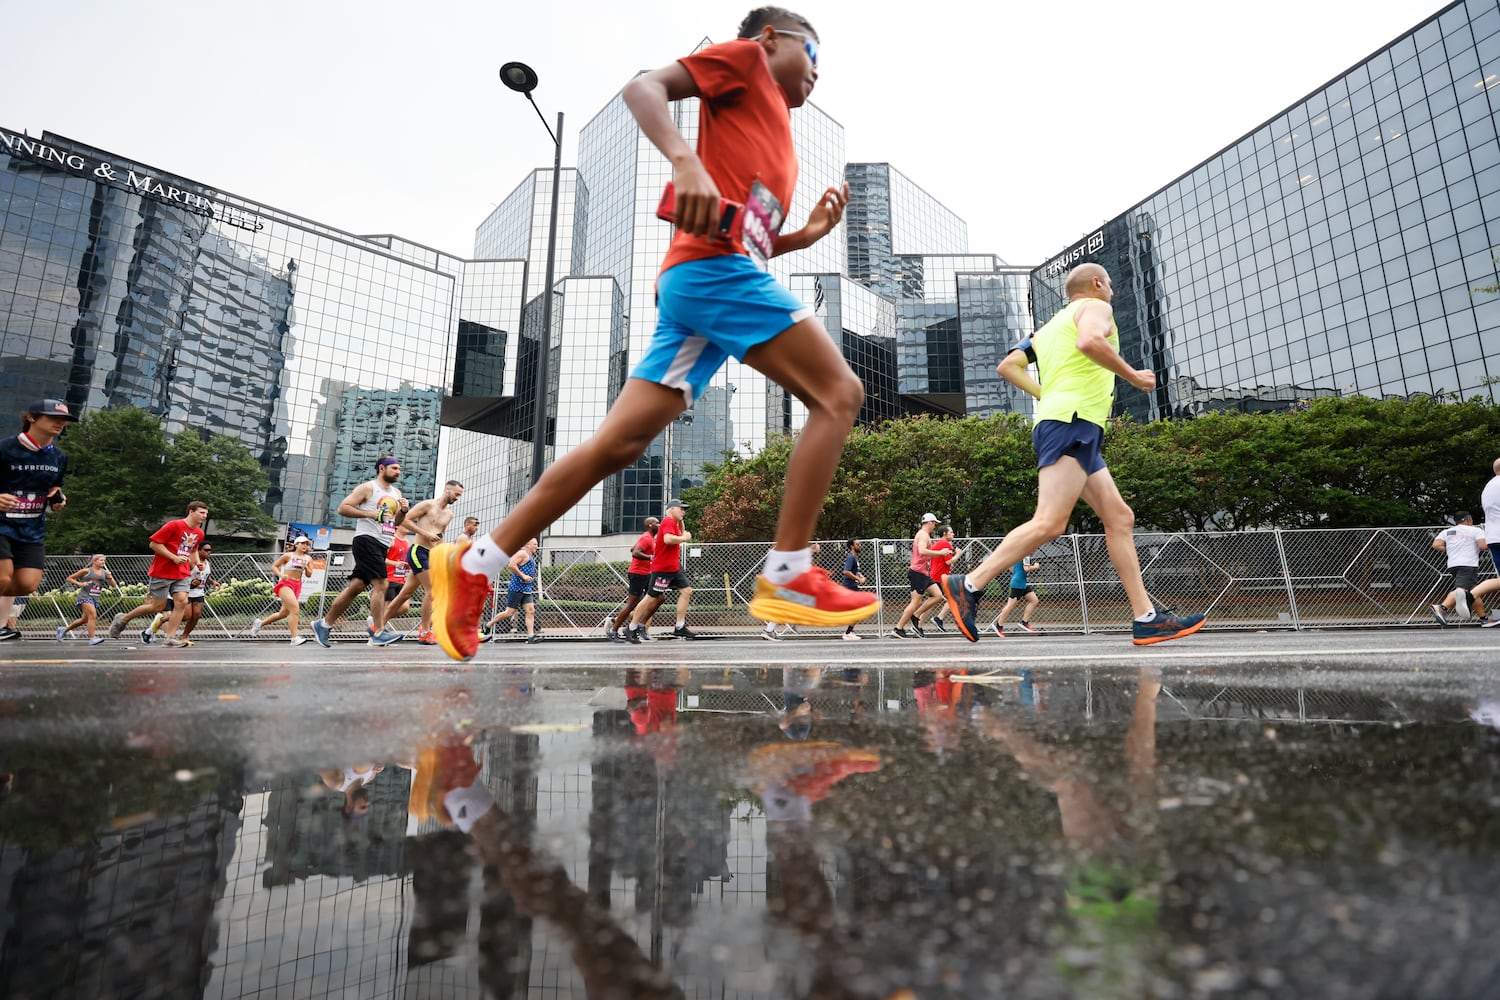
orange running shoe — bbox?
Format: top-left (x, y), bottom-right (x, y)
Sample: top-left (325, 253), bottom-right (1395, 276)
top-left (429, 541), bottom-right (490, 660)
top-left (747, 570), bottom-right (881, 627)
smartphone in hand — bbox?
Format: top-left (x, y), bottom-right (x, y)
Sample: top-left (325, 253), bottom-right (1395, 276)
top-left (657, 182), bottom-right (742, 240)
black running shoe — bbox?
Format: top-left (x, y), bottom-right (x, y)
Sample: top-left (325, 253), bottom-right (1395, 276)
top-left (940, 574), bottom-right (983, 642)
top-left (673, 625), bottom-right (699, 639)
top-left (1131, 609), bottom-right (1207, 646)
top-left (625, 627), bottom-right (641, 645)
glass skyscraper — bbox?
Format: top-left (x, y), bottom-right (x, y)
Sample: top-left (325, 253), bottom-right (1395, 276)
top-left (843, 163), bottom-right (1036, 420)
top-left (1030, 0), bottom-right (1500, 421)
top-left (0, 126), bottom-right (526, 533)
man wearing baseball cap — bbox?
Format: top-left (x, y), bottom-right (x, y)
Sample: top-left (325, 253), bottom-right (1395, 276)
top-left (891, 512), bottom-right (945, 639)
top-left (627, 498), bottom-right (696, 641)
top-left (1432, 510), bottom-right (1489, 624)
top-left (0, 400), bottom-right (78, 640)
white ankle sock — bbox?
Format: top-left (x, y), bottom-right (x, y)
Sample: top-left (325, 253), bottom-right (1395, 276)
top-left (1135, 609), bottom-right (1158, 623)
top-left (676, 620), bottom-right (686, 629)
top-left (764, 547), bottom-right (812, 584)
top-left (963, 578), bottom-right (981, 593)
top-left (461, 541), bottom-right (510, 578)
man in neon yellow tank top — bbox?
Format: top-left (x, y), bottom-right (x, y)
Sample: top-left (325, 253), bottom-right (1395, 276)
top-left (940, 263), bottom-right (1206, 646)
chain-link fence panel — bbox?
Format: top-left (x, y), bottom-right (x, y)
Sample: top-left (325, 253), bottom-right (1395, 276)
top-left (1277, 526), bottom-right (1468, 627)
top-left (11, 527), bottom-right (1479, 640)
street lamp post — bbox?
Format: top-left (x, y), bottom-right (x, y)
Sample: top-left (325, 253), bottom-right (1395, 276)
top-left (500, 61), bottom-right (564, 488)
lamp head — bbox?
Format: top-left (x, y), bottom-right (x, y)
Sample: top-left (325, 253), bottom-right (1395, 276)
top-left (500, 61), bottom-right (539, 95)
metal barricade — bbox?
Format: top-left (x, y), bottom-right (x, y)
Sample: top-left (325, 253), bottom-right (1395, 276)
top-left (9, 527), bottom-right (1482, 639)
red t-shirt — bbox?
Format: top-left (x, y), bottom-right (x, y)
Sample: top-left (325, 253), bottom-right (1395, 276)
top-left (628, 530), bottom-right (655, 575)
top-left (660, 38), bottom-right (799, 273)
top-left (651, 516), bottom-right (684, 573)
top-left (386, 537), bottom-right (409, 583)
top-left (929, 538), bottom-right (954, 580)
top-left (148, 519), bottom-right (203, 579)
top-left (625, 687), bottom-right (678, 735)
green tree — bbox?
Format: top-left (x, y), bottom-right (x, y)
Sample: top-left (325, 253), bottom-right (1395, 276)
top-left (165, 430), bottom-right (276, 539)
top-left (46, 408), bottom-right (276, 553)
top-left (48, 408), bottom-right (173, 554)
top-left (689, 397), bottom-right (1500, 540)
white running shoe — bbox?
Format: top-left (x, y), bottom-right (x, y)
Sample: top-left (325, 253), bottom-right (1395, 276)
top-left (290, 636), bottom-right (309, 646)
top-left (842, 632), bottom-right (862, 640)
top-left (1455, 589), bottom-right (1472, 620)
top-left (55, 626), bottom-right (66, 641)
top-left (248, 618), bottom-right (263, 638)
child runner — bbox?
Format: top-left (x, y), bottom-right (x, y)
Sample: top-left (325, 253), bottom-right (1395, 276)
top-left (59, 554), bottom-right (115, 644)
top-left (426, 7), bottom-right (879, 659)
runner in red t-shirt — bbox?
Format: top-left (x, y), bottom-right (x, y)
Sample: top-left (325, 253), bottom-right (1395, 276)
top-left (108, 501), bottom-right (209, 647)
top-left (427, 8), bottom-right (880, 661)
top-left (921, 524), bottom-right (956, 633)
top-left (627, 500), bottom-right (696, 641)
top-left (608, 516), bottom-right (660, 641)
top-left (383, 534), bottom-right (415, 628)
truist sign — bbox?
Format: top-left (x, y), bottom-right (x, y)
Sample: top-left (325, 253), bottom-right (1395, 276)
top-left (1043, 230), bottom-right (1106, 277)
top-left (1, 127), bottom-right (264, 232)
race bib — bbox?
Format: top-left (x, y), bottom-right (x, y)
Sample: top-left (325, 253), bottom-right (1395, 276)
top-left (376, 497), bottom-right (401, 537)
top-left (5, 493), bottom-right (45, 519)
top-left (741, 180), bottom-right (784, 271)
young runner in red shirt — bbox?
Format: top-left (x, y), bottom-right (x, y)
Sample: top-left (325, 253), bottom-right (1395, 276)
top-left (427, 8), bottom-right (879, 659)
top-left (626, 500), bottom-right (695, 642)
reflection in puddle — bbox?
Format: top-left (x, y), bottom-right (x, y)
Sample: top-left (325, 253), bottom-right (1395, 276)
top-left (2, 665), bottom-right (1499, 998)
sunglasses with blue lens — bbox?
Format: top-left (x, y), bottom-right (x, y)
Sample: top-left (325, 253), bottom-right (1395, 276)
top-left (771, 29), bottom-right (818, 67)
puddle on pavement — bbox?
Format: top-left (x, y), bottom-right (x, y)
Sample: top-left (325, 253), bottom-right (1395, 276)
top-left (2, 665), bottom-right (1499, 998)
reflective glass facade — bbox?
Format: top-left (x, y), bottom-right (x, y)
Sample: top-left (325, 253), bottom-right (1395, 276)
top-left (0, 127), bottom-right (527, 530)
top-left (846, 164), bottom-right (1036, 418)
top-left (1030, 0), bottom-right (1500, 420)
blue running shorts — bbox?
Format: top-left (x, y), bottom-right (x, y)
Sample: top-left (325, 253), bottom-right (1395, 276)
top-left (632, 254), bottom-right (813, 404)
top-left (1033, 416), bottom-right (1108, 475)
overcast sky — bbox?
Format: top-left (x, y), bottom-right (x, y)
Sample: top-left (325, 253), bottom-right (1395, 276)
top-left (3, 0), bottom-right (1448, 265)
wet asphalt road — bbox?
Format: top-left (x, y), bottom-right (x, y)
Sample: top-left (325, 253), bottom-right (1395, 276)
top-left (1, 628), bottom-right (1498, 998)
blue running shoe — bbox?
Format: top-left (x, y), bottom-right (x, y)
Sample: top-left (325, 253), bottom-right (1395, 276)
top-left (370, 629), bottom-right (404, 646)
top-left (139, 629), bottom-right (154, 645)
top-left (311, 618), bottom-right (333, 648)
top-left (1131, 609), bottom-right (1207, 646)
top-left (940, 574), bottom-right (983, 642)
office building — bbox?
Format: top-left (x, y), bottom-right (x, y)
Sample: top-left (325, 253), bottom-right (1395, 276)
top-left (1030, 0), bottom-right (1500, 420)
top-left (0, 125), bottom-right (528, 533)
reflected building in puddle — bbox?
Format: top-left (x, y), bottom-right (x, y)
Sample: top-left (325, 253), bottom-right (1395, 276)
top-left (4, 666), bottom-right (1500, 997)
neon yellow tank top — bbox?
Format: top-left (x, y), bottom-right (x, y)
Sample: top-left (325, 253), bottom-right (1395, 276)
top-left (1032, 298), bottom-right (1120, 428)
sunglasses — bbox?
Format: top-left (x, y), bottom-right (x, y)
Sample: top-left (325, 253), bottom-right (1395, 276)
top-left (772, 28), bottom-right (818, 67)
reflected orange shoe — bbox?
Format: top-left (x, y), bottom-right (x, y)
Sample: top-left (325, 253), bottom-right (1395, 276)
top-left (749, 742), bottom-right (882, 803)
top-left (409, 743), bottom-right (484, 823)
top-left (748, 571), bottom-right (880, 627)
top-left (429, 541), bottom-right (489, 661)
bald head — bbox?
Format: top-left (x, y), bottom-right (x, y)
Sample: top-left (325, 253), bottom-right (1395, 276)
top-left (1493, 457), bottom-right (1500, 475)
top-left (1065, 263), bottom-right (1110, 299)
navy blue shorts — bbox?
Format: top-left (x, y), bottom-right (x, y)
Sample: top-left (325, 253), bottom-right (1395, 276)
top-left (407, 544), bottom-right (430, 573)
top-left (1033, 416), bottom-right (1107, 475)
